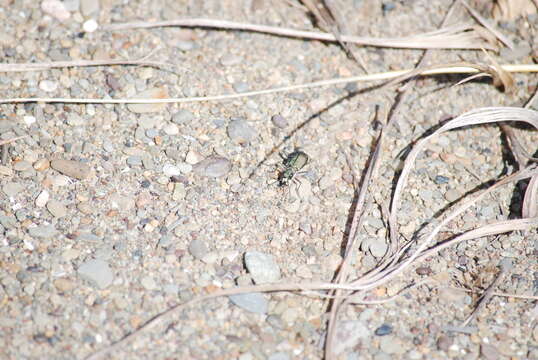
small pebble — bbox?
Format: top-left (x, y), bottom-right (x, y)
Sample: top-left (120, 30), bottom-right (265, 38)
top-left (271, 114), bottom-right (288, 128)
top-left (189, 239), bottom-right (208, 261)
top-left (436, 335), bottom-right (452, 352)
top-left (0, 165), bottom-right (13, 176)
top-left (39, 80), bottom-right (58, 92)
top-left (444, 189), bottom-right (461, 202)
top-left (41, 0), bottom-right (71, 21)
top-left (232, 82), bottom-right (249, 93)
top-left (83, 19), bottom-right (98, 33)
top-left (219, 54), bottom-right (242, 66)
top-left (185, 150), bottom-right (203, 165)
top-left (33, 159), bottom-right (50, 171)
top-left (53, 278), bottom-right (75, 292)
top-left (172, 109), bottom-right (195, 124)
top-left (13, 161), bottom-right (32, 172)
top-left (127, 87), bottom-right (169, 114)
top-left (228, 292), bottom-right (268, 314)
top-left (193, 156), bottom-right (232, 178)
top-left (126, 156), bottom-right (142, 166)
top-left (35, 190), bottom-right (50, 207)
top-left (227, 119), bottom-right (257, 144)
top-left (175, 41), bottom-right (194, 51)
top-left (140, 276), bottom-right (157, 290)
top-left (163, 123), bottom-right (179, 135)
top-left (415, 266), bottom-right (432, 276)
top-left (434, 175), bottom-right (449, 185)
top-left (268, 353), bottom-right (289, 360)
top-left (51, 159), bottom-right (91, 180)
top-left (244, 251), bottom-right (281, 284)
top-left (28, 225), bottom-right (57, 238)
top-left (162, 163), bottom-right (181, 177)
top-left (77, 259), bottom-right (114, 289)
top-left (375, 324), bottom-right (393, 336)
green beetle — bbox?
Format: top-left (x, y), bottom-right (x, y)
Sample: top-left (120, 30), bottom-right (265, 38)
top-left (278, 150), bottom-right (309, 187)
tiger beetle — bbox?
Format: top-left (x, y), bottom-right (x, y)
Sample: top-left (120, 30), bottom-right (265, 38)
top-left (277, 150), bottom-right (309, 187)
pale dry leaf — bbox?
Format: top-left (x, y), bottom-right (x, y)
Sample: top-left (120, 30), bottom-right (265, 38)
top-left (522, 175), bottom-right (538, 217)
top-left (492, 0), bottom-right (537, 21)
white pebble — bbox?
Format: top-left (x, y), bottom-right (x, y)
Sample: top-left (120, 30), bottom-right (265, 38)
top-left (162, 163), bottom-right (181, 177)
top-left (35, 190), bottom-right (50, 207)
top-left (185, 150), bottom-right (203, 165)
top-left (163, 123), bottom-right (179, 135)
top-left (83, 19), bottom-right (98, 33)
top-left (41, 0), bottom-right (70, 21)
top-left (39, 80), bottom-right (58, 92)
top-left (23, 116), bottom-right (36, 126)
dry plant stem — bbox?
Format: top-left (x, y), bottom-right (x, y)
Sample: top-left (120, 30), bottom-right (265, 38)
top-left (452, 286), bottom-right (538, 300)
top-left (0, 59), bottom-right (171, 72)
top-left (103, 18), bottom-right (495, 50)
top-left (417, 218), bottom-right (538, 261)
top-left (355, 166), bottom-right (538, 292)
top-left (459, 0), bottom-right (514, 49)
top-left (1, 64), bottom-right (536, 105)
top-left (85, 281), bottom-right (364, 360)
top-left (325, 128), bottom-right (385, 359)
top-left (461, 259), bottom-right (512, 327)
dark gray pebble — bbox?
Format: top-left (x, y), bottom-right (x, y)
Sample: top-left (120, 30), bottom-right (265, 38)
top-left (375, 324), bottom-right (393, 336)
top-left (434, 175), bottom-right (449, 185)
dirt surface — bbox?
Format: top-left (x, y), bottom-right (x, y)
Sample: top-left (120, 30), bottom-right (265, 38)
top-left (1, 0), bottom-right (537, 359)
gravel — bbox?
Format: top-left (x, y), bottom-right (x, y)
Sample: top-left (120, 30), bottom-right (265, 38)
top-left (1, 1), bottom-right (536, 359)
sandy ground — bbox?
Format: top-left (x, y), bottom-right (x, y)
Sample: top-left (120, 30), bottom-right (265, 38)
top-left (0, 0), bottom-right (537, 359)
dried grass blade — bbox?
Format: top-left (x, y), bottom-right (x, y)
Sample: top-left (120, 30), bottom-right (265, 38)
top-left (0, 59), bottom-right (171, 73)
top-left (459, 0), bottom-right (515, 49)
top-left (103, 18), bottom-right (496, 50)
top-left (522, 175), bottom-right (538, 217)
top-left (391, 107), bottom-right (538, 234)
top-left (417, 218), bottom-right (538, 260)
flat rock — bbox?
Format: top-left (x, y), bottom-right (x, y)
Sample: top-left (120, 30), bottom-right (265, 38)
top-left (228, 292), bottom-right (268, 314)
top-left (46, 199), bottom-right (68, 218)
top-left (227, 118), bottom-right (257, 144)
top-left (77, 259), bottom-right (114, 289)
top-left (193, 156), bottom-right (231, 178)
top-left (244, 251), bottom-right (281, 284)
top-left (28, 225), bottom-right (57, 238)
top-left (51, 159), bottom-right (91, 180)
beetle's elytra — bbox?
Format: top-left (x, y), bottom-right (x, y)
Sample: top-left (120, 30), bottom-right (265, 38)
top-left (278, 150), bottom-right (309, 187)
